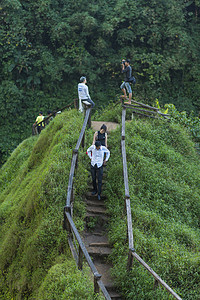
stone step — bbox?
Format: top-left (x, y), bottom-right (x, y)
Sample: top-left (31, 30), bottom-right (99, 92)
top-left (87, 246), bottom-right (112, 258)
top-left (85, 212), bottom-right (108, 221)
top-left (109, 291), bottom-right (122, 299)
top-left (86, 206), bottom-right (107, 215)
top-left (85, 199), bottom-right (105, 207)
top-left (83, 232), bottom-right (109, 247)
top-left (89, 242), bottom-right (110, 247)
top-left (86, 192), bottom-right (106, 201)
top-left (94, 263), bottom-right (122, 299)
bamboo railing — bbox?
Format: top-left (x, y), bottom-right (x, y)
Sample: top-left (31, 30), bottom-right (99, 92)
top-left (121, 106), bottom-right (182, 300)
top-left (63, 105), bottom-right (111, 300)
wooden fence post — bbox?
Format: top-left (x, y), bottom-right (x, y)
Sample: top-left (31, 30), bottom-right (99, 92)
top-left (94, 272), bottom-right (102, 294)
top-left (74, 98), bottom-right (79, 109)
top-left (88, 111), bottom-right (91, 128)
top-left (63, 206), bottom-right (72, 235)
top-left (127, 248), bottom-right (134, 271)
top-left (78, 245), bottom-right (83, 270)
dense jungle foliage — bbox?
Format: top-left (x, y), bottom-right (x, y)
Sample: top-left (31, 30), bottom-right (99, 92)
top-left (1, 0), bottom-right (200, 163)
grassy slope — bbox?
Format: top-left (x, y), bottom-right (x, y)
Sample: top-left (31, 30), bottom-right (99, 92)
top-left (101, 109), bottom-right (200, 299)
top-left (1, 104), bottom-right (200, 299)
top-left (0, 110), bottom-right (97, 300)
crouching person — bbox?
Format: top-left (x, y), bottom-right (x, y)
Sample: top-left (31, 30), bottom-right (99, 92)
top-left (87, 141), bottom-right (110, 200)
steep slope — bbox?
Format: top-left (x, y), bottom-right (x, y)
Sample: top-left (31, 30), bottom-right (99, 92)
top-left (104, 117), bottom-right (200, 299)
top-left (1, 104), bottom-right (200, 300)
top-left (0, 110), bottom-right (97, 299)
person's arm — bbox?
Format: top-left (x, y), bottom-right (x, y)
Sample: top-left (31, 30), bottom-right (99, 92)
top-left (122, 62), bottom-right (125, 72)
top-left (103, 146), bottom-right (110, 164)
top-left (92, 132), bottom-right (98, 145)
top-left (87, 145), bottom-right (93, 159)
top-left (85, 85), bottom-right (90, 99)
top-left (105, 133), bottom-right (108, 148)
top-left (33, 116), bottom-right (38, 126)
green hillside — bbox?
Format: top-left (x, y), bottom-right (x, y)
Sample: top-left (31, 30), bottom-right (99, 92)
top-left (0, 110), bottom-right (97, 299)
top-left (0, 106), bottom-right (200, 299)
top-left (103, 112), bottom-right (200, 299)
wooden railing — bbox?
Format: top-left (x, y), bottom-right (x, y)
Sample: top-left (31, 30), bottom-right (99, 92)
top-left (121, 98), bottom-right (170, 120)
top-left (121, 106), bottom-right (182, 300)
top-left (63, 105), bottom-right (111, 300)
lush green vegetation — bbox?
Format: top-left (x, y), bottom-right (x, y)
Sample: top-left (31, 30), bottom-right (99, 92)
top-left (0, 104), bottom-right (200, 299)
top-left (103, 107), bottom-right (200, 299)
top-left (0, 110), bottom-right (100, 299)
top-left (1, 0), bottom-right (200, 163)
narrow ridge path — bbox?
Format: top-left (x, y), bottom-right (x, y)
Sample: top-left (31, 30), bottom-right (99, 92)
top-left (82, 121), bottom-right (122, 299)
top-left (83, 186), bottom-right (122, 299)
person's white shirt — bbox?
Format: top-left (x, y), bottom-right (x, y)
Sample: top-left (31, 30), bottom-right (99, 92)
top-left (78, 82), bottom-right (91, 113)
top-left (87, 145), bottom-right (110, 168)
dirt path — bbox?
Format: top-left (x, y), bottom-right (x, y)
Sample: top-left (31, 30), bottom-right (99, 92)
top-left (83, 185), bottom-right (122, 299)
top-left (91, 121), bottom-right (119, 132)
top-left (83, 121), bottom-right (122, 299)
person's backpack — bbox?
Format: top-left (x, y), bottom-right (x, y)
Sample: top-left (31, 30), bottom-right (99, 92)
top-left (129, 76), bottom-right (136, 85)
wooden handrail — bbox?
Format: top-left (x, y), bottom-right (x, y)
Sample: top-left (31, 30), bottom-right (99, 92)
top-left (121, 99), bottom-right (170, 120)
top-left (66, 108), bottom-right (91, 210)
top-left (75, 108), bottom-right (91, 151)
top-left (65, 212), bottom-right (111, 299)
top-left (121, 106), bottom-right (182, 299)
top-left (131, 251), bottom-right (182, 300)
top-left (66, 153), bottom-right (78, 209)
top-left (131, 100), bottom-right (160, 111)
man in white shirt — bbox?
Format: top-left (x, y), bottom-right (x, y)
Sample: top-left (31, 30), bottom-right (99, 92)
top-left (78, 76), bottom-right (95, 112)
top-left (87, 141), bottom-right (110, 200)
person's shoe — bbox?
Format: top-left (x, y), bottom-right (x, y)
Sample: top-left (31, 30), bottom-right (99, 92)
top-left (98, 195), bottom-right (101, 201)
top-left (91, 190), bottom-right (97, 195)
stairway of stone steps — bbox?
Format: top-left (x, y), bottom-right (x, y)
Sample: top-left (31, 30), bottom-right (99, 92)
top-left (82, 181), bottom-right (122, 299)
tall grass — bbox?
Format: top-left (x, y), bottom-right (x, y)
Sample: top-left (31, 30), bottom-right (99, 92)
top-left (104, 116), bottom-right (200, 299)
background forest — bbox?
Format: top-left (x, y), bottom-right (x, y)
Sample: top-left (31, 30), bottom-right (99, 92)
top-left (1, 0), bottom-right (200, 163)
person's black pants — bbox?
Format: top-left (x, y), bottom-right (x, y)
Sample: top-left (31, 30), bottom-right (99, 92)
top-left (91, 164), bottom-right (103, 195)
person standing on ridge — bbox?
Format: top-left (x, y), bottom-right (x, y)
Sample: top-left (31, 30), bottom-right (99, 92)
top-left (87, 140), bottom-right (110, 201)
top-left (33, 111), bottom-right (44, 134)
top-left (120, 59), bottom-right (135, 105)
top-left (92, 124), bottom-right (108, 147)
top-left (78, 76), bottom-right (95, 112)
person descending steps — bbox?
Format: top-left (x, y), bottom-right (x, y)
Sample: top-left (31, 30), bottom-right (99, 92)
top-left (87, 141), bottom-right (110, 201)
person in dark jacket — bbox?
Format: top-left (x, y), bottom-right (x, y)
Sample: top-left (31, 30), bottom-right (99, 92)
top-left (120, 59), bottom-right (133, 104)
top-left (92, 124), bottom-right (107, 147)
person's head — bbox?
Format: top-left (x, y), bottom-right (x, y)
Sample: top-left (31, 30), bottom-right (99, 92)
top-left (100, 124), bottom-right (107, 134)
top-left (125, 59), bottom-right (130, 66)
top-left (39, 111), bottom-right (43, 116)
top-left (80, 76), bottom-right (87, 84)
top-left (95, 140), bottom-right (101, 150)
